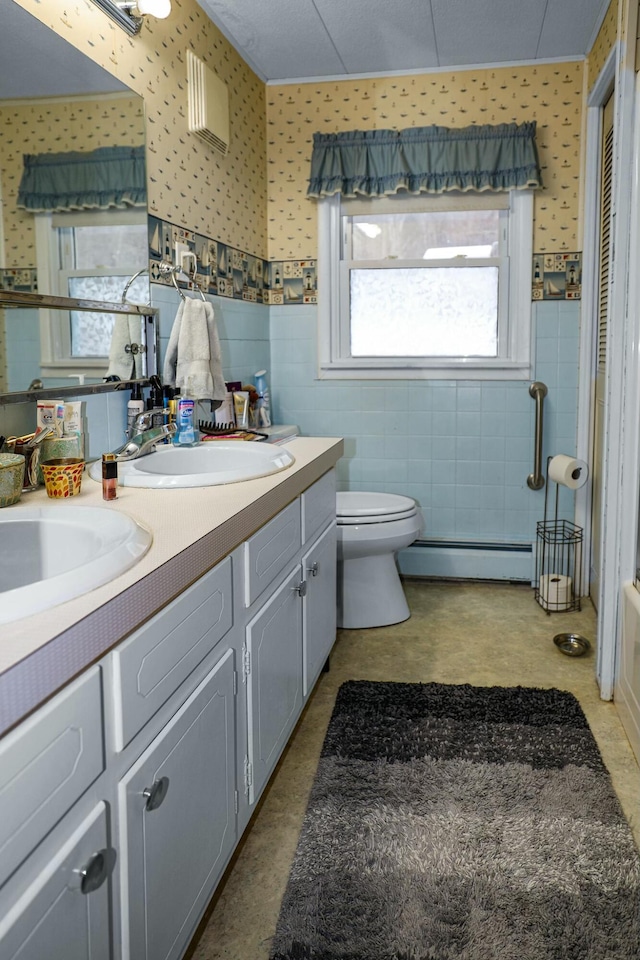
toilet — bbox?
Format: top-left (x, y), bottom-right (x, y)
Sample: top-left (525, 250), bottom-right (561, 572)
top-left (336, 491), bottom-right (423, 629)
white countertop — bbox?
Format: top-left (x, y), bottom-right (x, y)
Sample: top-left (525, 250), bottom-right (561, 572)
top-left (0, 437), bottom-right (343, 735)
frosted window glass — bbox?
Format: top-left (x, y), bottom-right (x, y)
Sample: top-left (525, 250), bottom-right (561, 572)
top-left (72, 224), bottom-right (148, 269)
top-left (68, 275), bottom-right (148, 358)
top-left (350, 267), bottom-right (499, 357)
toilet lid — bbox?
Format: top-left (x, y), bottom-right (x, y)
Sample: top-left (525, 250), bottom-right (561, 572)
top-left (336, 491), bottom-right (417, 524)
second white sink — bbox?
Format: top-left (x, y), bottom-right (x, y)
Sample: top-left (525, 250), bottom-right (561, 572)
top-left (88, 441), bottom-right (295, 488)
top-left (0, 505), bottom-right (152, 624)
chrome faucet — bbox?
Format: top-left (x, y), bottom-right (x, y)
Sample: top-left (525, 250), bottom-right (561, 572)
top-left (111, 422), bottom-right (176, 462)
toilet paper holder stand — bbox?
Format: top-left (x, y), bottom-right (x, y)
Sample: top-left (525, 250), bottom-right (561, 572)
top-left (534, 456), bottom-right (583, 614)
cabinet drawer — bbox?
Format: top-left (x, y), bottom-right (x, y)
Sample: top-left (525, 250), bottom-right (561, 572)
top-left (243, 500), bottom-right (301, 607)
top-left (111, 557), bottom-right (233, 750)
top-left (301, 470), bottom-right (336, 543)
top-left (0, 667), bottom-right (103, 890)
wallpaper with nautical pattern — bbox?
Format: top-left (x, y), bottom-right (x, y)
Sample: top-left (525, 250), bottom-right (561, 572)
top-left (7, 0), bottom-right (624, 304)
top-left (266, 61), bottom-right (584, 262)
top-left (0, 94), bottom-right (144, 270)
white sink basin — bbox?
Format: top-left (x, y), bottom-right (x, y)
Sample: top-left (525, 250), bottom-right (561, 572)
top-left (88, 441), bottom-right (295, 489)
top-left (0, 505), bottom-right (152, 624)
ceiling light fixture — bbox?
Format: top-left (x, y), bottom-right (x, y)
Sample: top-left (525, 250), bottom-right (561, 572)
top-left (90, 0), bottom-right (171, 36)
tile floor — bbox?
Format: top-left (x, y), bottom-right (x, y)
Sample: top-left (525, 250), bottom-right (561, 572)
top-left (189, 579), bottom-right (640, 960)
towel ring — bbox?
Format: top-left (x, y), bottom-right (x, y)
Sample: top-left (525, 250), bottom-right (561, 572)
top-left (121, 266), bottom-right (150, 304)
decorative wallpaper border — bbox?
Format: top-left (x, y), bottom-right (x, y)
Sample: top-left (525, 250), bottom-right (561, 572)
top-left (0, 268), bottom-right (38, 294)
top-left (0, 224), bottom-right (582, 307)
top-left (148, 215), bottom-right (317, 304)
top-left (532, 252), bottom-right (581, 300)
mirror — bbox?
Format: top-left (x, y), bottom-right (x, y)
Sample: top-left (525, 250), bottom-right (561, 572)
top-left (0, 2), bottom-right (149, 399)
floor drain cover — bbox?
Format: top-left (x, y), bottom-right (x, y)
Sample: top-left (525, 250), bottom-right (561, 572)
top-left (553, 633), bottom-right (591, 657)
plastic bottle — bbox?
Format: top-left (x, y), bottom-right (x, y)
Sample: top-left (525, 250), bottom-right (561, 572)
top-left (126, 384), bottom-right (145, 437)
top-left (254, 370), bottom-right (271, 427)
top-left (174, 384), bottom-right (198, 446)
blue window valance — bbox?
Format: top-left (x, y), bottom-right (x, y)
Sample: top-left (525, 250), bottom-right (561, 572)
top-left (17, 144), bottom-right (146, 213)
top-left (307, 122), bottom-right (542, 198)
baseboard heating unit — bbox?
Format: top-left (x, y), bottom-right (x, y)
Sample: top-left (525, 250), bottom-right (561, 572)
top-left (398, 539), bottom-right (534, 583)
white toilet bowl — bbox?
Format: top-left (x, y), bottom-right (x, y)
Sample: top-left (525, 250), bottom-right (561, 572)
top-left (336, 492), bottom-right (423, 629)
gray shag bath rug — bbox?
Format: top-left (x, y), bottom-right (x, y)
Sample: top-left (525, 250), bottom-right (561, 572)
top-left (269, 680), bottom-right (640, 960)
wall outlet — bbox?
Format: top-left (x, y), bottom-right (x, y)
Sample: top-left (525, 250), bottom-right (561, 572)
top-left (174, 241), bottom-right (190, 275)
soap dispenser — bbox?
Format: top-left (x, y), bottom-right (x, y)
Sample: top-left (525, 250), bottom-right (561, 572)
top-left (174, 381), bottom-right (198, 447)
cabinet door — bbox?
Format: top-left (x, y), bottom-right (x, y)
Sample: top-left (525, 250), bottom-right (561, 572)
top-left (0, 802), bottom-right (114, 960)
top-left (302, 521), bottom-right (337, 697)
top-left (119, 648), bottom-right (236, 960)
top-left (245, 566), bottom-right (302, 804)
top-left (0, 666), bottom-right (103, 888)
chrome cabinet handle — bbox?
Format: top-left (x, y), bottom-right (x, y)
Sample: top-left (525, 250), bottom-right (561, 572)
top-left (307, 561), bottom-right (319, 577)
top-left (143, 776), bottom-right (170, 811)
top-left (293, 579), bottom-right (307, 597)
top-left (75, 847), bottom-right (117, 895)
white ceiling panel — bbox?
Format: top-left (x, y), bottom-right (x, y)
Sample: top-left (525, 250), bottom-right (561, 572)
top-left (535, 0), bottom-right (604, 59)
top-left (199, 0), bottom-right (347, 80)
top-left (313, 0), bottom-right (439, 75)
top-left (430, 0), bottom-right (548, 67)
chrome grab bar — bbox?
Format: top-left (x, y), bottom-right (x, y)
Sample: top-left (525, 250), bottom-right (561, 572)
top-left (527, 381), bottom-right (548, 490)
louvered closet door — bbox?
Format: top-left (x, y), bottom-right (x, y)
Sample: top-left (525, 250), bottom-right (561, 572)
top-left (590, 92), bottom-right (614, 609)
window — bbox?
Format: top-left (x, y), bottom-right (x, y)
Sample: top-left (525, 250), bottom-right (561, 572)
top-left (318, 190), bottom-right (533, 380)
top-left (35, 210), bottom-right (149, 376)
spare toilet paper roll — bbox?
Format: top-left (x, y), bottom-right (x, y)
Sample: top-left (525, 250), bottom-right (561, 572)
top-left (539, 573), bottom-right (573, 610)
top-left (548, 454), bottom-right (588, 490)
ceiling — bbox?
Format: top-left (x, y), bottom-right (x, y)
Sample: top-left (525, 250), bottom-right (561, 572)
top-left (2, 0), bottom-right (611, 99)
top-left (1, 1), bottom-right (129, 99)
top-left (197, 0), bottom-right (610, 82)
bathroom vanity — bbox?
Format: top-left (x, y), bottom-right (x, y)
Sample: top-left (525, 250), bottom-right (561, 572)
top-left (0, 436), bottom-right (342, 960)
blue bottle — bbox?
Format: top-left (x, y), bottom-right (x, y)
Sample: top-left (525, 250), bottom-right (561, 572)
top-left (174, 383), bottom-right (198, 446)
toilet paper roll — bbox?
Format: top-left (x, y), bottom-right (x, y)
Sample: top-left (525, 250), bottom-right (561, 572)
top-left (539, 573), bottom-right (573, 610)
top-left (548, 454), bottom-right (588, 490)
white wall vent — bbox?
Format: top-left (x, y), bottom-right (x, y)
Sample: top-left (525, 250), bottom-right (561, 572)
top-left (187, 50), bottom-right (229, 155)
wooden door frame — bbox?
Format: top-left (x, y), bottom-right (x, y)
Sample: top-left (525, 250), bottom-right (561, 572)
top-left (579, 33), bottom-right (638, 699)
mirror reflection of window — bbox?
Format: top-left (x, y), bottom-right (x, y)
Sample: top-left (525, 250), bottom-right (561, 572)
top-left (55, 215), bottom-right (149, 358)
top-left (36, 210), bottom-right (149, 370)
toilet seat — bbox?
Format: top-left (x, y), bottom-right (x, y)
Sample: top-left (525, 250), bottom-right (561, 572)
top-left (336, 491), bottom-right (417, 525)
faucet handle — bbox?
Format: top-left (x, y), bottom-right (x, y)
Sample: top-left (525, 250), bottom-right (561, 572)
top-left (134, 411), bottom-right (154, 433)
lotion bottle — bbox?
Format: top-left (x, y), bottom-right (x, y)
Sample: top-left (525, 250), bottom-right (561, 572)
top-left (126, 384), bottom-right (144, 437)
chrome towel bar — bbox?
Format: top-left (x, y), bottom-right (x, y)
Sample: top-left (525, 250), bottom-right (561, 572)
top-left (527, 381), bottom-right (548, 490)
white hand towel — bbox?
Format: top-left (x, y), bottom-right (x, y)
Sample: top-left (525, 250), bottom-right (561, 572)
top-left (204, 301), bottom-right (226, 403)
top-left (106, 315), bottom-right (142, 380)
top-left (162, 300), bottom-right (185, 389)
top-left (163, 298), bottom-right (225, 402)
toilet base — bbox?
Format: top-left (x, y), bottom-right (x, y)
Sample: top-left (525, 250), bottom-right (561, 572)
top-left (337, 554), bottom-right (410, 629)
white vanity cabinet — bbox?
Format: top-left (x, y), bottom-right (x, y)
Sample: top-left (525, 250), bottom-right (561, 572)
top-left (0, 458), bottom-right (339, 960)
top-left (118, 647), bottom-right (236, 960)
top-left (242, 470), bottom-right (337, 808)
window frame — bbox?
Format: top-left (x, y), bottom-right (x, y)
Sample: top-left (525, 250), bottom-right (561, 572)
top-left (35, 209), bottom-right (148, 378)
top-left (317, 190), bottom-right (534, 381)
